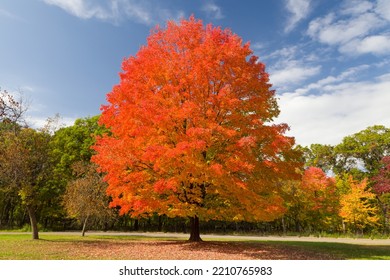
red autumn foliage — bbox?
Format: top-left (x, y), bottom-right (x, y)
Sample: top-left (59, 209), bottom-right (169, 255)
top-left (372, 156), bottom-right (390, 194)
top-left (92, 16), bottom-right (301, 224)
top-left (301, 167), bottom-right (338, 212)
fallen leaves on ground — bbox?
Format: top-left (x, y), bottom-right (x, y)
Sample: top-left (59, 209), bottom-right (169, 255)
top-left (36, 240), bottom-right (340, 260)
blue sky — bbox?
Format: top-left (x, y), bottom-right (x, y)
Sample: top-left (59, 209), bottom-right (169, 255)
top-left (1, 0), bottom-right (389, 146)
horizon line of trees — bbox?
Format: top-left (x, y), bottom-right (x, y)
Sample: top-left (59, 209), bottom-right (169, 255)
top-left (1, 88), bottom-right (389, 239)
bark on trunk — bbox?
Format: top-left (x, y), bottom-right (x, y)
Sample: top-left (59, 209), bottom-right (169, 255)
top-left (133, 219), bottom-right (139, 231)
top-left (188, 215), bottom-right (202, 242)
top-left (81, 216), bottom-right (89, 237)
top-left (158, 215), bottom-right (163, 232)
top-left (26, 205), bottom-right (39, 240)
top-left (281, 216), bottom-right (287, 235)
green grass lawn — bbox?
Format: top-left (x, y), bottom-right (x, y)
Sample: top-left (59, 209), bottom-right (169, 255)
top-left (0, 233), bottom-right (389, 260)
top-left (261, 240), bottom-right (390, 260)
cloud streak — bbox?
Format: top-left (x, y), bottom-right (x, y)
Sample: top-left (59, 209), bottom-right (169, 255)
top-left (43, 0), bottom-right (110, 20)
top-left (202, 2), bottom-right (224, 19)
top-left (266, 45), bottom-right (321, 90)
top-left (43, 0), bottom-right (184, 25)
top-left (270, 64), bottom-right (321, 88)
top-left (284, 0), bottom-right (311, 32)
top-left (0, 8), bottom-right (25, 21)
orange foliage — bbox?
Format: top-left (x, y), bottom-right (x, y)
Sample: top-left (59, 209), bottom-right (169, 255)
top-left (301, 167), bottom-right (337, 212)
top-left (282, 167), bottom-right (339, 230)
top-left (92, 16), bottom-right (301, 222)
top-left (339, 176), bottom-right (379, 231)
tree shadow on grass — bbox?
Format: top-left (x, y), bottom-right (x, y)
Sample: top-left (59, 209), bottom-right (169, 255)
top-left (33, 238), bottom-right (390, 260)
top-left (190, 241), bottom-right (341, 260)
top-left (128, 240), bottom-right (341, 260)
top-left (136, 240), bottom-right (390, 260)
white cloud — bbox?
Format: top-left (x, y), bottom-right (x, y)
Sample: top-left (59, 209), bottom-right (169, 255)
top-left (340, 34), bottom-right (390, 55)
top-left (202, 2), bottom-right (224, 19)
top-left (307, 0), bottom-right (390, 56)
top-left (265, 44), bottom-right (321, 90)
top-left (43, 0), bottom-right (108, 20)
top-left (376, 0), bottom-right (390, 21)
top-left (308, 12), bottom-right (383, 45)
top-left (265, 46), bottom-right (299, 60)
top-left (158, 9), bottom-right (186, 23)
top-left (284, 0), bottom-right (311, 32)
top-left (43, 0), bottom-right (184, 25)
top-left (120, 1), bottom-right (153, 25)
top-left (287, 64), bottom-right (370, 96)
top-left (26, 114), bottom-right (76, 130)
top-left (251, 42), bottom-right (266, 51)
top-left (341, 0), bottom-right (374, 15)
top-left (270, 64), bottom-right (321, 88)
top-left (276, 71), bottom-right (390, 146)
top-left (377, 73), bottom-right (390, 81)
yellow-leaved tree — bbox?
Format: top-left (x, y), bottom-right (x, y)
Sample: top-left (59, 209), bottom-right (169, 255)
top-left (339, 176), bottom-right (379, 234)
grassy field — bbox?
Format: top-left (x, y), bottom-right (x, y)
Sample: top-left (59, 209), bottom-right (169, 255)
top-left (0, 233), bottom-right (389, 260)
top-left (264, 240), bottom-right (390, 260)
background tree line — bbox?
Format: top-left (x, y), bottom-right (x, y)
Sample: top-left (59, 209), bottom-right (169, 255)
top-left (1, 88), bottom-right (389, 238)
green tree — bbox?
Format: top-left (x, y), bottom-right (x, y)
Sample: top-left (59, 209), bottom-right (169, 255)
top-left (50, 116), bottom-right (111, 230)
top-left (0, 128), bottom-right (52, 239)
top-left (49, 116), bottom-right (103, 206)
top-left (299, 144), bottom-right (335, 172)
top-left (334, 125), bottom-right (390, 177)
top-left (50, 116), bottom-right (103, 178)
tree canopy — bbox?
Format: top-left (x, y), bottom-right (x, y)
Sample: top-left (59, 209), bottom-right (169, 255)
top-left (334, 125), bottom-right (390, 176)
top-left (0, 128), bottom-right (51, 239)
top-left (92, 16), bottom-right (301, 241)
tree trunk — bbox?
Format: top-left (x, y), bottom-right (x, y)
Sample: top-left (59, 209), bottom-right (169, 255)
top-left (281, 216), bottom-right (287, 235)
top-left (188, 215), bottom-right (202, 242)
top-left (158, 215), bottom-right (163, 232)
top-left (81, 216), bottom-right (89, 237)
top-left (26, 205), bottom-right (39, 240)
top-left (133, 219), bottom-right (139, 231)
top-left (385, 206), bottom-right (389, 235)
top-left (377, 196), bottom-right (389, 234)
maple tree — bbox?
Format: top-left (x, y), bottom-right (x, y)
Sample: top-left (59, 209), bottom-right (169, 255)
top-left (301, 167), bottom-right (338, 209)
top-left (372, 156), bottom-right (390, 195)
top-left (282, 167), bottom-right (339, 232)
top-left (92, 16), bottom-right (301, 241)
top-left (339, 176), bottom-right (379, 234)
top-left (372, 156), bottom-right (390, 232)
top-left (301, 167), bottom-right (339, 231)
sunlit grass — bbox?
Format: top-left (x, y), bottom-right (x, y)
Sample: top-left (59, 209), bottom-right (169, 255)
top-left (259, 240), bottom-right (390, 260)
top-left (0, 233), bottom-right (389, 260)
